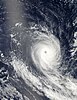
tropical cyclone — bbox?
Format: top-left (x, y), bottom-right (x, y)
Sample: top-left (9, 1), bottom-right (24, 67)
top-left (11, 32), bottom-right (77, 100)
top-left (31, 33), bottom-right (61, 72)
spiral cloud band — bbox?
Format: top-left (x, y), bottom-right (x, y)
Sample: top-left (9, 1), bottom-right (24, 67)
top-left (31, 33), bottom-right (61, 72)
top-left (11, 31), bottom-right (77, 100)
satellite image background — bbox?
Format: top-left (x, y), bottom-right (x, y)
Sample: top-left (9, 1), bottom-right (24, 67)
top-left (0, 0), bottom-right (77, 100)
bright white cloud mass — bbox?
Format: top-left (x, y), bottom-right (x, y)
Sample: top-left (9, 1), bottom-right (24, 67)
top-left (31, 33), bottom-right (61, 71)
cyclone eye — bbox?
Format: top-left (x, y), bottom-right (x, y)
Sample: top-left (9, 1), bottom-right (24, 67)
top-left (44, 51), bottom-right (47, 53)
